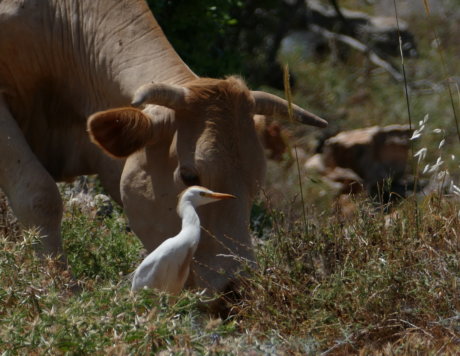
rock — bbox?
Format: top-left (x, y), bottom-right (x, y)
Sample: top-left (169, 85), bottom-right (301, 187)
top-left (68, 192), bottom-right (95, 213)
top-left (67, 191), bottom-right (113, 218)
top-left (325, 167), bottom-right (364, 195)
top-left (280, 30), bottom-right (328, 60)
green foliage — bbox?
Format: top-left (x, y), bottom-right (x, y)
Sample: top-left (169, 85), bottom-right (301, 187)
top-left (147, 0), bottom-right (243, 77)
top-left (0, 205), bottom-right (227, 354)
top-left (62, 207), bottom-right (141, 280)
top-left (146, 0), bottom-right (303, 86)
top-left (250, 200), bottom-right (273, 238)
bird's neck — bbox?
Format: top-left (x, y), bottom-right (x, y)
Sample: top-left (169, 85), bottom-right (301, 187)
top-left (178, 201), bottom-right (201, 244)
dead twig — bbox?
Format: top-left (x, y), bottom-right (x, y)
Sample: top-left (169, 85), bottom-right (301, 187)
top-left (310, 24), bottom-right (404, 82)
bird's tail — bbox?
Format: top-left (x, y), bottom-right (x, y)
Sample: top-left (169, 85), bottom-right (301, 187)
top-left (123, 270), bottom-right (135, 284)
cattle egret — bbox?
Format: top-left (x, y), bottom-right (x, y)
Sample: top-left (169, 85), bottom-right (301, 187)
top-left (131, 186), bottom-right (236, 294)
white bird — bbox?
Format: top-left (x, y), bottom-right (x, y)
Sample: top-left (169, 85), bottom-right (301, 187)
top-left (131, 185), bottom-right (236, 294)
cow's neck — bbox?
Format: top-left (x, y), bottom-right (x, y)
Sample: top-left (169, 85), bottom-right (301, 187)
top-left (74, 0), bottom-right (198, 113)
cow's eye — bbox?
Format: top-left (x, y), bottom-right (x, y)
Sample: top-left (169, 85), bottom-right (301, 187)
top-left (180, 171), bottom-right (200, 187)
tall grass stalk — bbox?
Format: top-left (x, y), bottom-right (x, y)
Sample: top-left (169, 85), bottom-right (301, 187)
top-left (284, 64), bottom-right (308, 233)
top-left (422, 0), bottom-right (460, 143)
top-left (393, 0), bottom-right (420, 237)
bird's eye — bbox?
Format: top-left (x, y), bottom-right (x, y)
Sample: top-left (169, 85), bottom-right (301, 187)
top-left (180, 171), bottom-right (200, 187)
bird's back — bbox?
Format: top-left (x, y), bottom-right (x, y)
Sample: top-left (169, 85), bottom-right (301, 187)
top-left (131, 234), bottom-right (197, 294)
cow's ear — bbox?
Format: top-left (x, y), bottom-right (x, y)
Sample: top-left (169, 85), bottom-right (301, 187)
top-left (87, 107), bottom-right (154, 158)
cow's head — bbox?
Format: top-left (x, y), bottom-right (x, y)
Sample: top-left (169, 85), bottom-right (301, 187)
top-left (87, 76), bottom-right (326, 294)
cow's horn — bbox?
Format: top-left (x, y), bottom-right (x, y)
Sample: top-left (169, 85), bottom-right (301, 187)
top-left (131, 82), bottom-right (188, 109)
top-left (251, 91), bottom-right (328, 128)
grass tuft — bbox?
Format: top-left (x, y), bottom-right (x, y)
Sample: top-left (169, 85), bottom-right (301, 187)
top-left (235, 194), bottom-right (459, 353)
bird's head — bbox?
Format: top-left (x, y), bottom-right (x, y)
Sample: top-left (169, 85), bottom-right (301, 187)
top-left (179, 185), bottom-right (237, 208)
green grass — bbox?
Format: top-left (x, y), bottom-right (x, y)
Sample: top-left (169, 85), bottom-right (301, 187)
top-left (0, 204), bottom-right (237, 354)
top-left (62, 205), bottom-right (140, 280)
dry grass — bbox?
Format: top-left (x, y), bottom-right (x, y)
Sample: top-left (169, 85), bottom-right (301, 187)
top-left (234, 194), bottom-right (459, 354)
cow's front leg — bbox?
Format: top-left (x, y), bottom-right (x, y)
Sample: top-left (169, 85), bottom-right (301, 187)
top-left (0, 94), bottom-right (64, 260)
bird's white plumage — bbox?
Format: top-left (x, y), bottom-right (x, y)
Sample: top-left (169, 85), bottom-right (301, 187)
top-left (131, 186), bottom-right (236, 294)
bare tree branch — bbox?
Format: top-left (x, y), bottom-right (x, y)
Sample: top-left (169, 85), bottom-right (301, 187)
top-left (310, 24), bottom-right (404, 82)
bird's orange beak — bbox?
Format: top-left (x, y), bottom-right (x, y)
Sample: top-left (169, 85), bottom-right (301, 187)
top-left (206, 192), bottom-right (237, 200)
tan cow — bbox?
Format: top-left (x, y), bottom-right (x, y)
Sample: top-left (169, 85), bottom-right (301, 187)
top-left (0, 0), bottom-right (327, 293)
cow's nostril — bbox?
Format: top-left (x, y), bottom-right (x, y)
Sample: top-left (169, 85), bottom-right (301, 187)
top-left (180, 171), bottom-right (200, 187)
